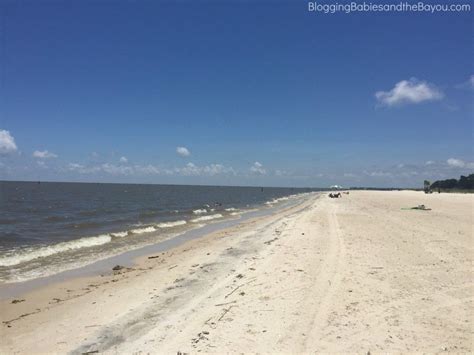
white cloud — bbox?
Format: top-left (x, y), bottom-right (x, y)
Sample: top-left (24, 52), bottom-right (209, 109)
top-left (67, 163), bottom-right (102, 174)
top-left (33, 150), bottom-right (58, 159)
top-left (174, 163), bottom-right (199, 176)
top-left (0, 130), bottom-right (18, 155)
top-left (176, 146), bottom-right (191, 157)
top-left (343, 173), bottom-right (357, 178)
top-left (400, 171), bottom-right (419, 177)
top-left (68, 163), bottom-right (86, 172)
top-left (101, 163), bottom-right (133, 175)
top-left (134, 164), bottom-right (161, 175)
top-left (447, 158), bottom-right (465, 168)
top-left (178, 162), bottom-right (198, 175)
top-left (67, 163), bottom-right (97, 174)
top-left (37, 160), bottom-right (47, 168)
top-left (364, 170), bottom-right (392, 177)
top-left (68, 163), bottom-right (83, 170)
top-left (176, 162), bottom-right (234, 176)
top-left (375, 78), bottom-right (444, 106)
top-left (204, 164), bottom-right (235, 176)
top-left (66, 160), bottom-right (234, 177)
top-left (456, 75), bottom-right (474, 90)
top-left (446, 158), bottom-right (474, 169)
top-left (275, 169), bottom-right (291, 177)
top-left (250, 161), bottom-right (266, 175)
top-left (119, 156), bottom-right (128, 163)
top-left (68, 162), bottom-right (133, 175)
top-left (351, 158), bottom-right (474, 183)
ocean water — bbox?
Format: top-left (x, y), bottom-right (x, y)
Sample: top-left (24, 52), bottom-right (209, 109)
top-left (0, 181), bottom-right (317, 283)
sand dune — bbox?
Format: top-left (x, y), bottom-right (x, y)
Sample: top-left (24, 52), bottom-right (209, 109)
top-left (1, 191), bottom-right (472, 353)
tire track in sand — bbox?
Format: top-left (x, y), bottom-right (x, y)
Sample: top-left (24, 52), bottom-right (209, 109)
top-left (304, 201), bottom-right (346, 351)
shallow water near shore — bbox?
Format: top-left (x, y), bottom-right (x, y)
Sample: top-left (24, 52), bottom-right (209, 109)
top-left (0, 192), bottom-right (317, 299)
top-left (0, 181), bottom-right (321, 285)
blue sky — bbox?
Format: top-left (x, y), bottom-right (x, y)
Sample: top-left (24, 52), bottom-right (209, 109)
top-left (0, 1), bottom-right (472, 187)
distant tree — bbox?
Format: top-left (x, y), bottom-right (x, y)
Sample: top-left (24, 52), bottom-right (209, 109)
top-left (423, 180), bottom-right (431, 193)
top-left (431, 179), bottom-right (458, 189)
top-left (458, 174), bottom-right (474, 189)
top-left (431, 174), bottom-right (474, 190)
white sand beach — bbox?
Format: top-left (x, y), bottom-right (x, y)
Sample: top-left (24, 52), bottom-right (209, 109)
top-left (1, 190), bottom-right (472, 353)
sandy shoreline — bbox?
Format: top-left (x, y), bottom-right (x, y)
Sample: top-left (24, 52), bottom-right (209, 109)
top-left (0, 196), bottom-right (306, 300)
top-left (1, 191), bottom-right (472, 353)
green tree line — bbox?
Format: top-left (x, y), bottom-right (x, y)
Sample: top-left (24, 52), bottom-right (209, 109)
top-left (430, 174), bottom-right (474, 190)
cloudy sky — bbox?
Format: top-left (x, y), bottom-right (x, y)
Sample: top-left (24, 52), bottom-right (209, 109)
top-left (0, 2), bottom-right (472, 187)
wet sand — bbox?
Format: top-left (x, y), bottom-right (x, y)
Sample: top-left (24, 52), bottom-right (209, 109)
top-left (1, 191), bottom-right (472, 353)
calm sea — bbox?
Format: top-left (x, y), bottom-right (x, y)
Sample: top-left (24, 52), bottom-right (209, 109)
top-left (0, 181), bottom-right (317, 283)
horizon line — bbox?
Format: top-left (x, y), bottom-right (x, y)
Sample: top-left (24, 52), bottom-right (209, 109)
top-left (0, 179), bottom-right (420, 190)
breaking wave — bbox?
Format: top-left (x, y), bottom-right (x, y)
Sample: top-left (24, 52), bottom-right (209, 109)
top-left (0, 216), bottom-right (192, 266)
top-left (265, 196), bottom-right (292, 205)
top-left (0, 219), bottom-right (190, 268)
top-left (130, 226), bottom-right (157, 234)
top-left (110, 231), bottom-right (128, 238)
top-left (0, 193), bottom-right (309, 270)
top-left (0, 234), bottom-right (112, 267)
top-left (156, 220), bottom-right (187, 228)
top-left (191, 214), bottom-right (223, 223)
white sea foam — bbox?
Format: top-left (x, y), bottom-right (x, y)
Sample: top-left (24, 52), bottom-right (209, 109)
top-left (191, 214), bottom-right (223, 223)
top-left (130, 226), bottom-right (156, 234)
top-left (193, 209), bottom-right (207, 215)
top-left (156, 220), bottom-right (187, 228)
top-left (0, 234), bottom-right (112, 267)
top-left (266, 196), bottom-right (292, 206)
top-left (110, 231), bottom-right (128, 238)
top-left (225, 207), bottom-right (237, 211)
